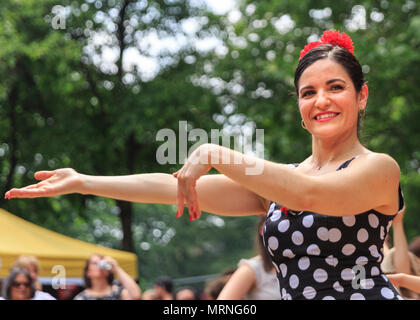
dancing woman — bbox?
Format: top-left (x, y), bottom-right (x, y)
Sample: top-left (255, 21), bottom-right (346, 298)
top-left (6, 30), bottom-right (404, 300)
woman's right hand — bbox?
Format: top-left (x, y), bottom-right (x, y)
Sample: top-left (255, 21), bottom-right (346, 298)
top-left (5, 168), bottom-right (83, 199)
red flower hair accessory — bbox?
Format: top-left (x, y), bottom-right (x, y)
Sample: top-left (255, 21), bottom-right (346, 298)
top-left (299, 30), bottom-right (354, 60)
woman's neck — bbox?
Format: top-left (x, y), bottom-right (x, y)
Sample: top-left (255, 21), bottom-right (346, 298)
top-left (310, 131), bottom-right (365, 170)
top-left (89, 278), bottom-right (111, 293)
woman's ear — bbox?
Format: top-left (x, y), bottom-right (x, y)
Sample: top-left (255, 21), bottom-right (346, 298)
top-left (358, 84), bottom-right (369, 111)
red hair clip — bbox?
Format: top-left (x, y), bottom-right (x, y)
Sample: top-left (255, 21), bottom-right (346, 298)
top-left (299, 30), bottom-right (354, 60)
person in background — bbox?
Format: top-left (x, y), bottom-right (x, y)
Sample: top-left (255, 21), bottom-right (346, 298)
top-left (11, 255), bottom-right (56, 300)
top-left (175, 286), bottom-right (199, 300)
top-left (73, 254), bottom-right (141, 300)
top-left (408, 236), bottom-right (420, 259)
top-left (382, 206), bottom-right (420, 299)
top-left (153, 276), bottom-right (174, 300)
top-left (217, 215), bottom-right (281, 300)
top-left (382, 206), bottom-right (411, 275)
top-left (57, 283), bottom-right (80, 300)
top-left (141, 288), bottom-right (160, 300)
top-left (1, 268), bottom-right (36, 300)
top-left (203, 268), bottom-right (236, 300)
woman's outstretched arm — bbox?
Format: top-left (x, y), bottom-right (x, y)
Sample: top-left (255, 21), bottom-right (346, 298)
top-left (5, 169), bottom-right (267, 217)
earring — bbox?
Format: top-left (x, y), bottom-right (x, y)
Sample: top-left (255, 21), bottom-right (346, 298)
top-left (359, 108), bottom-right (366, 118)
top-left (301, 120), bottom-right (307, 129)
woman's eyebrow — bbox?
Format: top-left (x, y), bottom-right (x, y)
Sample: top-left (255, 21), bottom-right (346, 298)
top-left (326, 78), bottom-right (346, 85)
top-left (299, 85), bottom-right (314, 94)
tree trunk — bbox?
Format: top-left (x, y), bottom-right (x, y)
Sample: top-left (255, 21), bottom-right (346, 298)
top-left (1, 82), bottom-right (19, 205)
top-left (116, 0), bottom-right (132, 81)
top-left (115, 0), bottom-right (138, 252)
top-left (116, 199), bottom-right (135, 252)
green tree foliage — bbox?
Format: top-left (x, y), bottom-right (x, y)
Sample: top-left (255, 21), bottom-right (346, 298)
top-left (0, 0), bottom-right (256, 286)
top-left (1, 0), bottom-right (419, 288)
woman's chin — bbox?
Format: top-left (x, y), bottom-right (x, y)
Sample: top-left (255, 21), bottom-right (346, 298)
top-left (310, 126), bottom-right (347, 139)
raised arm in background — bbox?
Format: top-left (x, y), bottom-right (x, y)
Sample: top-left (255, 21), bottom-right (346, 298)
top-left (391, 206), bottom-right (411, 275)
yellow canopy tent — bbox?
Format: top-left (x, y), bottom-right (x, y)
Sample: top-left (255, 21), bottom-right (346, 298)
top-left (0, 208), bottom-right (138, 282)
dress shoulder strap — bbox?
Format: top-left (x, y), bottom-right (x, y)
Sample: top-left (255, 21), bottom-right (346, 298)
top-left (336, 156), bottom-right (359, 171)
top-left (398, 184), bottom-right (404, 212)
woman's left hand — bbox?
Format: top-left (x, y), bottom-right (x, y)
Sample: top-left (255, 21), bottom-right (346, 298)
top-left (387, 273), bottom-right (404, 287)
top-left (173, 144), bottom-right (213, 221)
top-left (104, 256), bottom-right (119, 272)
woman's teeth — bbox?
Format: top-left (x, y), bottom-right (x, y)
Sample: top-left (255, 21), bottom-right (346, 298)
top-left (315, 113), bottom-right (338, 120)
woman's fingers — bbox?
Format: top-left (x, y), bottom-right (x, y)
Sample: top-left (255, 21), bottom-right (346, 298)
top-left (386, 274), bottom-right (400, 287)
top-left (173, 163), bottom-right (205, 221)
top-left (172, 168), bottom-right (182, 178)
top-left (174, 169), bottom-right (184, 218)
top-left (188, 184), bottom-right (200, 221)
top-left (183, 184), bottom-right (194, 221)
top-left (176, 181), bottom-right (185, 218)
top-left (184, 178), bottom-right (199, 221)
top-left (176, 176), bottom-right (198, 221)
top-left (34, 170), bottom-right (57, 181)
top-left (6, 187), bottom-right (51, 199)
top-left (5, 179), bottom-right (67, 199)
top-left (195, 197), bottom-right (202, 220)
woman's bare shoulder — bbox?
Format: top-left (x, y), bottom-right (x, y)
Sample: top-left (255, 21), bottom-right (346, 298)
top-left (354, 151), bottom-right (400, 173)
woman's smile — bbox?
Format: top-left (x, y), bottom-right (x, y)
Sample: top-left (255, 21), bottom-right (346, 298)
top-left (314, 112), bottom-right (341, 122)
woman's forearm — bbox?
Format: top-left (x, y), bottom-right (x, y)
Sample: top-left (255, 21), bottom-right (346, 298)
top-left (115, 267), bottom-right (142, 299)
top-left (207, 144), bottom-right (308, 211)
top-left (79, 173), bottom-right (177, 204)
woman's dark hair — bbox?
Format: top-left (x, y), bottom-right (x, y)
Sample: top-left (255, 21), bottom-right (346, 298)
top-left (256, 215), bottom-right (273, 272)
top-left (83, 254), bottom-right (114, 288)
top-left (409, 236), bottom-right (420, 258)
top-left (294, 44), bottom-right (366, 137)
top-left (2, 267), bottom-right (36, 300)
top-left (154, 276), bottom-right (173, 294)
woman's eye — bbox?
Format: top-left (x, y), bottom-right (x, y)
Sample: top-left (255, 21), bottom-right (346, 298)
top-left (331, 85), bottom-right (344, 91)
top-left (302, 90), bottom-right (315, 98)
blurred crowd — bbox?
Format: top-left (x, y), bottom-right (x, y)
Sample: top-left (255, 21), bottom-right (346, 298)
top-left (0, 253), bottom-right (235, 300)
top-left (1, 208), bottom-right (420, 300)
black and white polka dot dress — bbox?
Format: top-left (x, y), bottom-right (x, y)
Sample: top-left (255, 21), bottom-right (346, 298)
top-left (263, 158), bottom-right (404, 300)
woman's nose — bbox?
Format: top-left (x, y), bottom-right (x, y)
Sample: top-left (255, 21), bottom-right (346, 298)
top-left (314, 91), bottom-right (331, 108)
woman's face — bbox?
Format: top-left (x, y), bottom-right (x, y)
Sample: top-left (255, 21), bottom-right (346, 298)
top-left (297, 58), bottom-right (367, 139)
top-left (10, 273), bottom-right (31, 300)
top-left (87, 255), bottom-right (109, 279)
